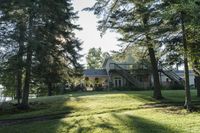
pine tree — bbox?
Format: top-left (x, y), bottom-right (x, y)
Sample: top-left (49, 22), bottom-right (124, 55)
top-left (0, 0), bottom-right (82, 108)
top-left (88, 0), bottom-right (163, 99)
top-left (0, 0), bottom-right (27, 105)
top-left (33, 0), bottom-right (82, 96)
top-left (161, 0), bottom-right (199, 110)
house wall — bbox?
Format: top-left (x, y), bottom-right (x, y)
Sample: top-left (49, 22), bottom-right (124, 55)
top-left (160, 71), bottom-right (195, 86)
top-left (84, 76), bottom-right (109, 91)
top-left (137, 74), bottom-right (152, 89)
top-left (104, 59), bottom-right (133, 72)
top-left (109, 72), bottom-right (152, 88)
top-left (103, 58), bottom-right (195, 88)
top-left (105, 59), bottom-right (115, 73)
top-left (110, 73), bottom-right (126, 87)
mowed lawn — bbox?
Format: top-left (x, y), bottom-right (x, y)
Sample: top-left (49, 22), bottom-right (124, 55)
top-left (1, 90), bottom-right (200, 133)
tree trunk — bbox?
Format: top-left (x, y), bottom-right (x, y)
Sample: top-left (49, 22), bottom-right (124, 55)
top-left (183, 57), bottom-right (191, 110)
top-left (48, 82), bottom-right (52, 96)
top-left (148, 46), bottom-right (163, 99)
top-left (21, 45), bottom-right (32, 109)
top-left (16, 23), bottom-right (25, 105)
top-left (195, 76), bottom-right (200, 97)
top-left (181, 12), bottom-right (191, 111)
top-left (16, 62), bottom-right (22, 105)
top-left (21, 14), bottom-right (33, 109)
top-left (142, 17), bottom-right (162, 100)
top-left (193, 60), bottom-right (200, 97)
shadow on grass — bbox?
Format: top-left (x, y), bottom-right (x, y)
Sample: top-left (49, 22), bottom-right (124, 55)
top-left (53, 113), bottom-right (179, 133)
top-left (0, 96), bottom-right (81, 122)
top-left (122, 90), bottom-right (200, 113)
top-left (112, 114), bottom-right (178, 133)
top-left (54, 117), bottom-right (120, 133)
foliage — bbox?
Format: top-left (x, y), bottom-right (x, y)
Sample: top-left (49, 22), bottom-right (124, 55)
top-left (87, 0), bottom-right (163, 99)
top-left (0, 0), bottom-right (82, 108)
top-left (86, 47), bottom-right (110, 69)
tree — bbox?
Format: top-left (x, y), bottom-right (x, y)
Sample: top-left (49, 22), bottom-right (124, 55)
top-left (86, 47), bottom-right (104, 69)
top-left (0, 0), bottom-right (27, 105)
top-left (32, 0), bottom-right (82, 96)
top-left (161, 0), bottom-right (200, 110)
top-left (88, 0), bottom-right (163, 99)
top-left (0, 0), bottom-right (82, 109)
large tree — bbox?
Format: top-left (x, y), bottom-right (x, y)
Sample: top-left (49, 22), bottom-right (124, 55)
top-left (161, 0), bottom-right (200, 110)
top-left (88, 0), bottom-right (163, 99)
top-left (0, 0), bottom-right (82, 109)
top-left (0, 0), bottom-right (27, 105)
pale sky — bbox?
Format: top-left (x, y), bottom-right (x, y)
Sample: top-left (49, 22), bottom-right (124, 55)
top-left (72, 0), bottom-right (120, 64)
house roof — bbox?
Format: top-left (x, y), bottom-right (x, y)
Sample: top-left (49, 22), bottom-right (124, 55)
top-left (84, 69), bottom-right (108, 77)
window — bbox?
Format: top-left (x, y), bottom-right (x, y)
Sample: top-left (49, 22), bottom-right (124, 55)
top-left (114, 77), bottom-right (122, 87)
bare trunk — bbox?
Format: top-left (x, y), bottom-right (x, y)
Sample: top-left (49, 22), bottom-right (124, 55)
top-left (181, 12), bottom-right (191, 111)
top-left (21, 14), bottom-right (33, 109)
top-left (142, 16), bottom-right (162, 99)
top-left (183, 57), bottom-right (191, 110)
top-left (16, 64), bottom-right (22, 105)
top-left (195, 76), bottom-right (200, 97)
top-left (193, 61), bottom-right (200, 97)
top-left (16, 23), bottom-right (25, 105)
top-left (148, 46), bottom-right (163, 99)
top-left (21, 45), bottom-right (32, 109)
top-left (48, 82), bottom-right (52, 96)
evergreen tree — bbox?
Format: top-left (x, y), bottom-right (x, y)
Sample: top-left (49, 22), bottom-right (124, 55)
top-left (0, 0), bottom-right (82, 109)
top-left (0, 0), bottom-right (27, 105)
top-left (161, 0), bottom-right (200, 110)
top-left (32, 0), bottom-right (82, 96)
top-left (88, 0), bottom-right (163, 99)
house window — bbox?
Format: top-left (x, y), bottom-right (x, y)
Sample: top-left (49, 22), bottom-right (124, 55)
top-left (114, 77), bottom-right (122, 87)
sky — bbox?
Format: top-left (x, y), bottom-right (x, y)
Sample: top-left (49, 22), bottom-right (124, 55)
top-left (72, 0), bottom-right (120, 64)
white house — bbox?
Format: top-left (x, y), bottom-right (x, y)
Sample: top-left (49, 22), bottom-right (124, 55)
top-left (160, 70), bottom-right (195, 86)
top-left (83, 58), bottom-right (195, 90)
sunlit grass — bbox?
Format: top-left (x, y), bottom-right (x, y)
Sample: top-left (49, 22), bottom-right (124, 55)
top-left (0, 90), bottom-right (200, 133)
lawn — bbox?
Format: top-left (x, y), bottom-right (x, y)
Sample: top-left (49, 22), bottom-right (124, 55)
top-left (0, 90), bottom-right (200, 133)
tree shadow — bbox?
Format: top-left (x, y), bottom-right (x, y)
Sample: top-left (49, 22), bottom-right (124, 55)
top-left (50, 117), bottom-right (120, 133)
top-left (112, 113), bottom-right (178, 133)
top-left (0, 95), bottom-right (82, 120)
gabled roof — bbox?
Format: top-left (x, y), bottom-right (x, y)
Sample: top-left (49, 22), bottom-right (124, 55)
top-left (84, 69), bottom-right (108, 77)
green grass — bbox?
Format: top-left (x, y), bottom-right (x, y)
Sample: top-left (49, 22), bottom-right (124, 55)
top-left (1, 90), bottom-right (200, 133)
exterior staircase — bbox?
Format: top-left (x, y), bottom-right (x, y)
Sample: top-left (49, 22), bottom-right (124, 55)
top-left (113, 63), bottom-right (141, 87)
top-left (160, 66), bottom-right (185, 86)
top-left (113, 63), bottom-right (184, 87)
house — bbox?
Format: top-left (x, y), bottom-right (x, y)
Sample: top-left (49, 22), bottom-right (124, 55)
top-left (160, 70), bottom-right (195, 87)
top-left (83, 58), bottom-right (195, 90)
